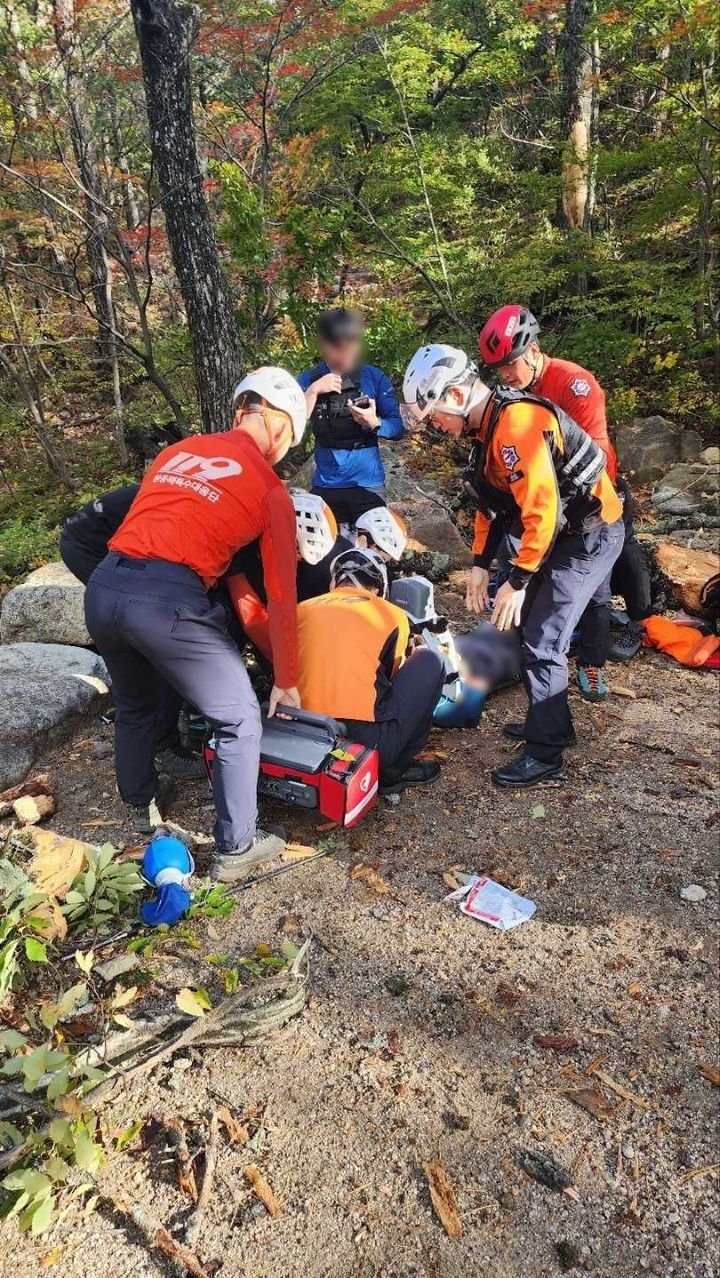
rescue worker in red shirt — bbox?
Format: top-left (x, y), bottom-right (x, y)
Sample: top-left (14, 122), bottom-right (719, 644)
top-left (479, 306), bottom-right (654, 692)
top-left (84, 368), bottom-right (306, 881)
top-left (403, 344), bottom-right (624, 787)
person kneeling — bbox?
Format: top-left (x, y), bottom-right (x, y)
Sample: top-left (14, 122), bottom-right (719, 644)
top-left (297, 549), bottom-right (444, 794)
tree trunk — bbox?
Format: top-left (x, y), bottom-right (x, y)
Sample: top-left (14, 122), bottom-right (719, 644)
top-left (560, 0), bottom-right (598, 231)
top-left (130, 0), bottom-right (243, 433)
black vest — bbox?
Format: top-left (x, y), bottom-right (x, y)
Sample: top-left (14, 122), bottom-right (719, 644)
top-left (463, 387), bottom-right (607, 526)
top-left (309, 367), bottom-right (379, 451)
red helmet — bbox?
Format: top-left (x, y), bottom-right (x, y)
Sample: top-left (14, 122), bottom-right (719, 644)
top-left (478, 305), bottom-right (539, 367)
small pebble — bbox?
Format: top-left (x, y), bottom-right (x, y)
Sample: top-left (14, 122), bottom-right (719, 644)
top-left (680, 884), bottom-right (707, 903)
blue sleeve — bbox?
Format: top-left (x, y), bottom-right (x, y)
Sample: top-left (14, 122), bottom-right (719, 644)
top-left (296, 368), bottom-right (313, 391)
top-left (372, 369), bottom-right (404, 440)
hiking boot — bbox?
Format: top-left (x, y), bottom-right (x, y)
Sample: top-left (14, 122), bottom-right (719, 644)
top-left (210, 828), bottom-right (286, 883)
top-left (379, 759), bottom-right (441, 795)
top-left (608, 622), bottom-right (644, 663)
top-left (127, 774), bottom-right (177, 836)
top-left (491, 753), bottom-right (565, 788)
top-left (502, 721), bottom-right (527, 741)
top-left (155, 744), bottom-right (206, 779)
top-left (576, 665), bottom-right (608, 702)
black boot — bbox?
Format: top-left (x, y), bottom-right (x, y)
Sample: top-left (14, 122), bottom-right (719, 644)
top-left (379, 759), bottom-right (441, 795)
top-left (491, 753), bottom-right (565, 788)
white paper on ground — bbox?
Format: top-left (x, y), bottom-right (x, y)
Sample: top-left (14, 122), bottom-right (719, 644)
top-left (445, 874), bottom-right (536, 931)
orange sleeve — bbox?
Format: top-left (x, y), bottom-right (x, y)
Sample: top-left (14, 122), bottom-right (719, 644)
top-left (225, 572), bottom-right (272, 663)
top-left (259, 484), bottom-right (299, 688)
top-left (491, 407), bottom-right (562, 585)
top-left (472, 510), bottom-right (492, 558)
top-left (393, 609), bottom-right (411, 670)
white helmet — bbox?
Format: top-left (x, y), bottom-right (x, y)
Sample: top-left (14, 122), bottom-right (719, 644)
top-left (232, 366), bottom-right (307, 445)
top-left (330, 547), bottom-right (389, 598)
top-left (402, 344), bottom-right (485, 425)
top-left (355, 506), bottom-right (407, 562)
top-left (291, 489), bottom-right (338, 565)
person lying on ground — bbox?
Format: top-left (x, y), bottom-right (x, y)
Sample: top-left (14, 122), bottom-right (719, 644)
top-left (478, 305), bottom-right (653, 683)
top-left (297, 307), bottom-right (403, 532)
top-left (296, 548), bottom-right (444, 794)
top-left (402, 343), bottom-right (623, 788)
top-left (84, 367), bottom-right (307, 883)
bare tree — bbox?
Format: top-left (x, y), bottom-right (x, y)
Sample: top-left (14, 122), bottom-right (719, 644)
top-left (560, 0), bottom-right (599, 231)
top-left (130, 0), bottom-right (242, 432)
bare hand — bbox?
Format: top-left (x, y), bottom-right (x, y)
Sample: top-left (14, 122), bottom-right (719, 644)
top-left (349, 397), bottom-right (380, 430)
top-left (268, 685), bottom-right (301, 717)
top-left (466, 566), bottom-right (490, 614)
top-left (491, 580), bottom-right (526, 631)
top-left (311, 373), bottom-right (343, 397)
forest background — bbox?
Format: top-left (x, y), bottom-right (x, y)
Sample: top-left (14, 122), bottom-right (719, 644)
top-left (0, 0), bottom-right (717, 584)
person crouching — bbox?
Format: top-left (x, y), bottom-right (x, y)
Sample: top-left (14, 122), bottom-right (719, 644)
top-left (296, 548), bottom-right (444, 794)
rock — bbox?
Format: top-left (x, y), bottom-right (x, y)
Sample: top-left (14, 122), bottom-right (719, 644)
top-left (680, 884), bottom-right (707, 903)
top-left (0, 643), bottom-right (109, 789)
top-left (700, 446), bottom-right (720, 465)
top-left (679, 430), bottom-right (703, 461)
top-left (392, 498), bottom-right (471, 569)
top-left (652, 462), bottom-right (719, 519)
top-left (615, 416), bottom-right (682, 482)
top-left (1, 561), bottom-right (90, 646)
top-left (653, 542), bottom-right (720, 615)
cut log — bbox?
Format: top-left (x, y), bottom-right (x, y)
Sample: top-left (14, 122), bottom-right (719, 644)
top-left (654, 542), bottom-right (720, 615)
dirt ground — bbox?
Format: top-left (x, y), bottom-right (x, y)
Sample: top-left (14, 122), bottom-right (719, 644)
top-left (1, 606), bottom-right (719, 1278)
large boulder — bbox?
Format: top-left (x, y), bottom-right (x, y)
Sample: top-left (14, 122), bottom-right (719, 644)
top-left (614, 415), bottom-right (700, 483)
top-left (392, 498), bottom-right (472, 571)
top-left (653, 543), bottom-right (720, 616)
top-left (0, 644), bottom-right (109, 789)
top-left (651, 462), bottom-right (719, 518)
top-left (1, 562), bottom-right (90, 647)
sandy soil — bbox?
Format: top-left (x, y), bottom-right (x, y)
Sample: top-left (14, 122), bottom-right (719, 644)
top-left (1, 610), bottom-right (719, 1278)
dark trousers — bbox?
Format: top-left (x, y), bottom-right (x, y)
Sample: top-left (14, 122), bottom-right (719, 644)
top-left (521, 520), bottom-right (624, 766)
top-left (345, 647), bottom-right (444, 779)
top-left (84, 554), bottom-right (261, 852)
top-left (311, 484), bottom-right (385, 528)
top-left (576, 477), bottom-right (653, 661)
top-left (611, 476), bottom-right (653, 622)
top-left (61, 532), bottom-right (183, 752)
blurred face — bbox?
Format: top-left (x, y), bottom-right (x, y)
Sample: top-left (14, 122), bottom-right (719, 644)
top-left (427, 383), bottom-right (468, 436)
top-left (320, 335), bottom-right (362, 374)
top-left (495, 341), bottom-right (542, 390)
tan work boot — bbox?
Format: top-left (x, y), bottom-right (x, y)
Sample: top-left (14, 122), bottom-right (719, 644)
top-left (210, 828), bottom-right (286, 883)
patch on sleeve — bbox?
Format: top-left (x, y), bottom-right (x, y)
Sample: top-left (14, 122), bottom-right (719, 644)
top-left (569, 377), bottom-right (591, 398)
top-left (500, 444), bottom-right (521, 470)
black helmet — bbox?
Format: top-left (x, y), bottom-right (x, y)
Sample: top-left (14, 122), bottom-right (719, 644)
top-left (317, 307), bottom-right (363, 344)
top-left (330, 548), bottom-right (389, 597)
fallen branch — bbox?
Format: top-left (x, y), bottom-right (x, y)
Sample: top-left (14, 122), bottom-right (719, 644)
top-left (185, 1111), bottom-right (220, 1247)
top-left (102, 1192), bottom-right (210, 1278)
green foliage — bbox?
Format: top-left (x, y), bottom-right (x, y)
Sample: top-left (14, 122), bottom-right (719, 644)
top-left (61, 844), bottom-right (145, 934)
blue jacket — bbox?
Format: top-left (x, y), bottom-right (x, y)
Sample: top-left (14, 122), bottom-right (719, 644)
top-left (297, 362), bottom-right (404, 490)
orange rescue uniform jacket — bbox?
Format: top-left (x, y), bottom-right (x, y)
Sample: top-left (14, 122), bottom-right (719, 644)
top-left (533, 356), bottom-right (618, 483)
top-left (471, 397), bottom-right (622, 590)
top-left (297, 587), bottom-right (410, 722)
top-left (110, 432), bottom-right (299, 687)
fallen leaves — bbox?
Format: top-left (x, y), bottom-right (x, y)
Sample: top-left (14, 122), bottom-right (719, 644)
top-left (590, 1070), bottom-right (651, 1112)
top-left (176, 988), bottom-right (212, 1019)
top-left (612, 685), bottom-right (637, 699)
top-left (422, 1158), bottom-right (462, 1238)
top-left (675, 1163), bottom-right (720, 1187)
top-left (533, 1034), bottom-right (580, 1053)
top-left (281, 842), bottom-right (318, 862)
top-left (216, 1106), bottom-right (249, 1146)
top-left (698, 1061), bottom-right (720, 1087)
top-left (24, 827), bottom-right (91, 899)
top-left (564, 1087), bottom-right (616, 1123)
top-left (518, 1148), bottom-right (573, 1194)
top-left (349, 863), bottom-right (391, 895)
top-left (244, 1165), bottom-right (281, 1217)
